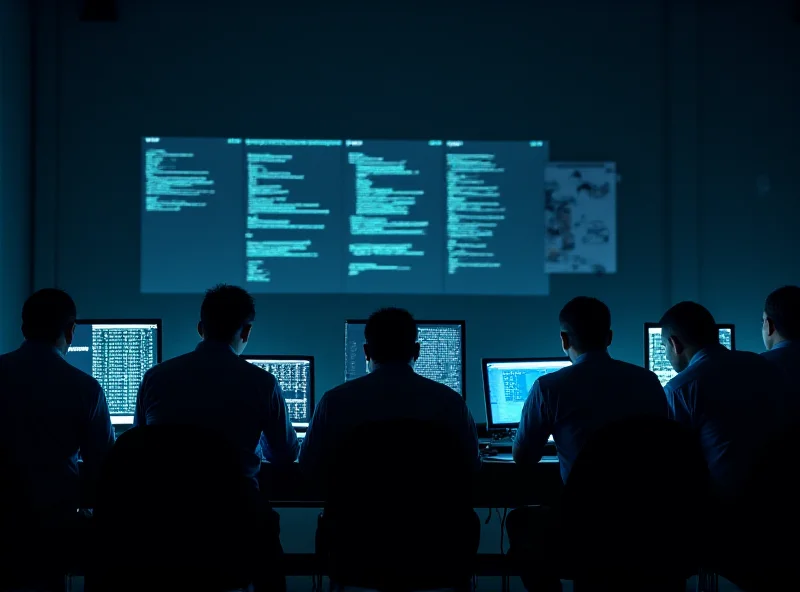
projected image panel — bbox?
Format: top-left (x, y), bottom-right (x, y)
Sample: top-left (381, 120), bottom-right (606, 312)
top-left (245, 139), bottom-right (345, 293)
top-left (445, 141), bottom-right (550, 295)
top-left (344, 320), bottom-right (465, 396)
top-left (141, 137), bottom-right (245, 293)
top-left (646, 325), bottom-right (735, 387)
top-left (343, 140), bottom-right (445, 294)
top-left (140, 137), bottom-right (551, 295)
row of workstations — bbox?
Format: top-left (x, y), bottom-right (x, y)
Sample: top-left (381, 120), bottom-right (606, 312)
top-left (71, 318), bottom-right (735, 577)
top-left (68, 319), bottom-right (736, 442)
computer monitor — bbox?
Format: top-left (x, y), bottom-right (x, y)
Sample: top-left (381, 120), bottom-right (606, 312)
top-left (344, 320), bottom-right (466, 397)
top-left (244, 355), bottom-right (315, 430)
top-left (66, 320), bottom-right (162, 425)
top-left (644, 323), bottom-right (736, 386)
top-left (482, 357), bottom-right (572, 431)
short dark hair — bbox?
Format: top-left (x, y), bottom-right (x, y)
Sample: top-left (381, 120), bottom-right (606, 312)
top-left (200, 284), bottom-right (255, 342)
top-left (765, 285), bottom-right (800, 340)
top-left (659, 301), bottom-right (718, 347)
top-left (22, 289), bottom-right (77, 342)
top-left (364, 308), bottom-right (418, 364)
top-left (558, 297), bottom-right (611, 351)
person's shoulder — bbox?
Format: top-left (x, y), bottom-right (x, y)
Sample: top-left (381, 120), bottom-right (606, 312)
top-left (536, 363), bottom-right (573, 389)
top-left (142, 350), bottom-right (194, 380)
top-left (729, 349), bottom-right (774, 371)
top-left (233, 355), bottom-right (279, 387)
top-left (58, 358), bottom-right (104, 396)
top-left (614, 359), bottom-right (663, 383)
top-left (412, 372), bottom-right (464, 401)
top-left (322, 373), bottom-right (372, 400)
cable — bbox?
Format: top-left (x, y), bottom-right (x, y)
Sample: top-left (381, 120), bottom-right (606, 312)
top-left (500, 507), bottom-right (508, 554)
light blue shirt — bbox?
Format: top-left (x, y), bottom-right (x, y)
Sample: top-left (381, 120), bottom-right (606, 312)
top-left (135, 340), bottom-right (299, 485)
top-left (0, 341), bottom-right (115, 524)
top-left (299, 363), bottom-right (480, 480)
top-left (665, 345), bottom-right (789, 498)
top-left (513, 350), bottom-right (668, 482)
top-left (762, 340), bottom-right (800, 384)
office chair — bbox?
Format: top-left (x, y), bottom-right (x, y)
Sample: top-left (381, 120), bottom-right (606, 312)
top-left (316, 418), bottom-right (479, 591)
top-left (87, 424), bottom-right (268, 592)
top-left (709, 421), bottom-right (800, 591)
top-left (559, 415), bottom-right (709, 592)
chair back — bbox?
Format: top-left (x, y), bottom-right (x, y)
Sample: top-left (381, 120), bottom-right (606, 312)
top-left (322, 418), bottom-right (477, 590)
top-left (721, 421), bottom-right (800, 588)
top-left (561, 415), bottom-right (708, 576)
top-left (92, 424), bottom-right (261, 591)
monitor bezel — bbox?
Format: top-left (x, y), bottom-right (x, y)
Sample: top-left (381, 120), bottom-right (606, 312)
top-left (74, 319), bottom-right (163, 363)
top-left (481, 356), bottom-right (571, 430)
top-left (242, 355), bottom-right (316, 428)
top-left (344, 319), bottom-right (467, 399)
top-left (643, 322), bottom-right (736, 370)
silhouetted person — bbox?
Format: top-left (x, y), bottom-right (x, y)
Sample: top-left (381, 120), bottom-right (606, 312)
top-left (134, 284), bottom-right (298, 592)
top-left (0, 289), bottom-right (115, 526)
top-left (299, 307), bottom-right (480, 478)
top-left (762, 286), bottom-right (800, 390)
top-left (300, 308), bottom-right (481, 574)
top-left (660, 301), bottom-right (788, 498)
top-left (507, 297), bottom-right (667, 592)
top-left (512, 297), bottom-right (667, 477)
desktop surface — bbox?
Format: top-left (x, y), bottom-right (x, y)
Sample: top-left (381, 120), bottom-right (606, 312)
top-left (483, 358), bottom-right (571, 429)
top-left (645, 325), bottom-right (734, 387)
top-left (245, 356), bottom-right (314, 429)
top-left (344, 320), bottom-right (466, 396)
top-left (66, 320), bottom-right (161, 425)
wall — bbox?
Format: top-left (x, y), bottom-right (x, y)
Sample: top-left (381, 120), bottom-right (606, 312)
top-left (0, 0), bottom-right (32, 352)
top-left (33, 0), bottom-right (669, 414)
top-left (697, 0), bottom-right (800, 353)
top-left (0, 0), bottom-right (32, 351)
top-left (31, 0), bottom-right (797, 588)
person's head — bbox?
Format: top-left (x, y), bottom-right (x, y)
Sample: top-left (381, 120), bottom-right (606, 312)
top-left (763, 286), bottom-right (800, 350)
top-left (22, 289), bottom-right (77, 354)
top-left (198, 284), bottom-right (255, 354)
top-left (558, 297), bottom-right (612, 362)
top-left (659, 301), bottom-right (718, 373)
top-left (363, 308), bottom-right (420, 371)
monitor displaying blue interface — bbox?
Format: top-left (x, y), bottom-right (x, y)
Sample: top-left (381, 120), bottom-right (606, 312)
top-left (66, 320), bottom-right (162, 424)
top-left (483, 357), bottom-right (572, 429)
top-left (140, 137), bottom-right (550, 296)
top-left (344, 320), bottom-right (466, 397)
top-left (645, 323), bottom-right (735, 387)
top-left (244, 355), bottom-right (314, 429)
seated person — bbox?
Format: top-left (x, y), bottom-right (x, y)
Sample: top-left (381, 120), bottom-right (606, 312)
top-left (299, 308), bottom-right (481, 561)
top-left (762, 286), bottom-right (800, 389)
top-left (512, 296), bottom-right (667, 478)
top-left (507, 297), bottom-right (667, 592)
top-left (660, 301), bottom-right (789, 498)
top-left (134, 284), bottom-right (298, 592)
top-left (0, 289), bottom-right (115, 527)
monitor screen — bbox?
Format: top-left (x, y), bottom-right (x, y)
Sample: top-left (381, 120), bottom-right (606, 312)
top-left (140, 137), bottom-right (550, 296)
top-left (244, 356), bottom-right (314, 429)
top-left (66, 320), bottom-right (162, 425)
top-left (482, 358), bottom-right (572, 429)
top-left (344, 320), bottom-right (466, 396)
top-left (645, 324), bottom-right (736, 386)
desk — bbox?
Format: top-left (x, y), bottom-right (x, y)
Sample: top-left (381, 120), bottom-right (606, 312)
top-left (259, 456), bottom-right (562, 509)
